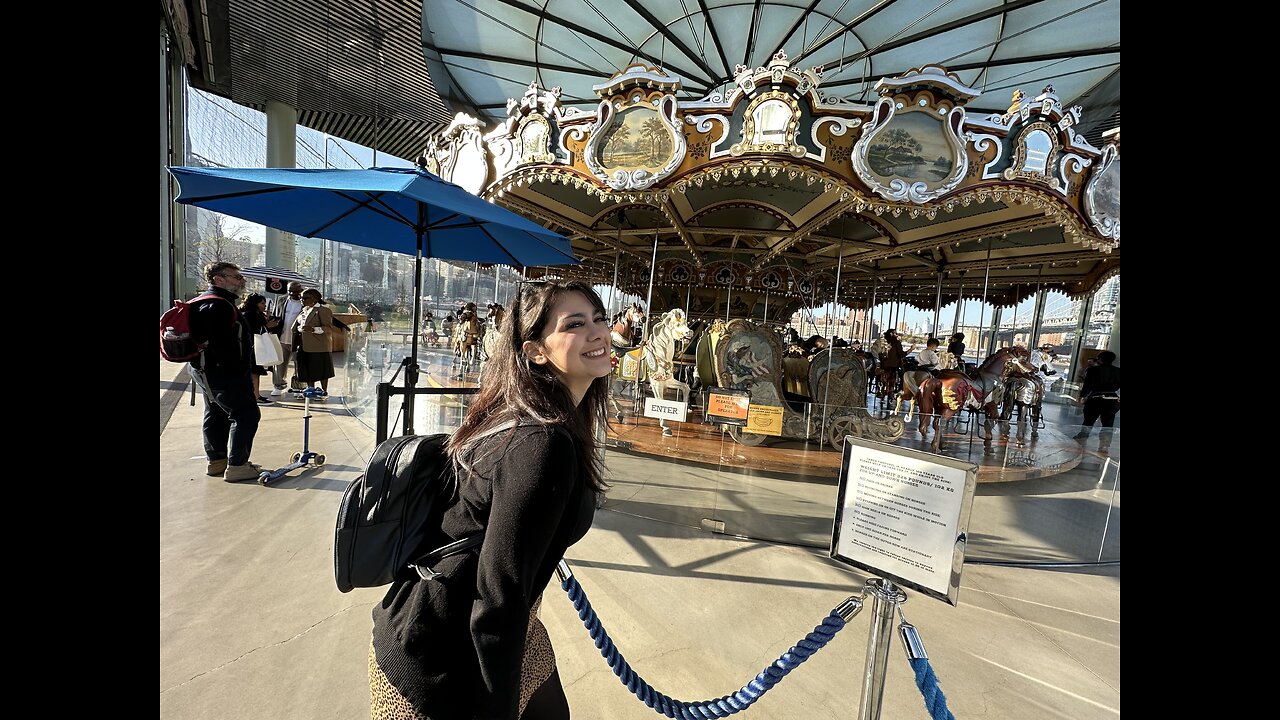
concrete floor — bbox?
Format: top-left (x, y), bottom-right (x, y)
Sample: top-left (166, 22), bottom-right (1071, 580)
top-left (159, 360), bottom-right (1119, 719)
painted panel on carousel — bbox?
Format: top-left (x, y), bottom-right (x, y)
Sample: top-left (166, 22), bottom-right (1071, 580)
top-left (1084, 141), bottom-right (1120, 241)
top-left (421, 114), bottom-right (491, 195)
top-left (714, 321), bottom-right (784, 407)
top-left (584, 65), bottom-right (687, 191)
top-left (488, 82), bottom-right (564, 180)
top-left (852, 66), bottom-right (973, 204)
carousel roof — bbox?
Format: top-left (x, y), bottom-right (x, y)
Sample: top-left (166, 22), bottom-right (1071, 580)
top-left (424, 0), bottom-right (1120, 147)
top-left (168, 0), bottom-right (1121, 313)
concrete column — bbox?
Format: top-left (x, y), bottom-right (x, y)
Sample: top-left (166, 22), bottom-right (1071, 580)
top-left (265, 101), bottom-right (298, 269)
top-left (987, 306), bottom-right (1003, 355)
top-left (1030, 287), bottom-right (1047, 344)
top-left (1106, 297), bottom-right (1120, 362)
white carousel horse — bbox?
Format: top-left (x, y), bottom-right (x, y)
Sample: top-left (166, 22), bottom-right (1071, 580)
top-left (642, 308), bottom-right (693, 436)
top-left (482, 308), bottom-right (505, 361)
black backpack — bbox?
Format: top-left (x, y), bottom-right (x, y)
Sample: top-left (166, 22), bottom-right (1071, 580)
top-left (333, 423), bottom-right (516, 593)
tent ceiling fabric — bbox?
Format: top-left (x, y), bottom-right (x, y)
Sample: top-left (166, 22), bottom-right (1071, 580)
top-left (424, 0), bottom-right (1120, 145)
top-left (178, 0), bottom-right (1118, 164)
top-left (173, 1), bottom-right (1119, 314)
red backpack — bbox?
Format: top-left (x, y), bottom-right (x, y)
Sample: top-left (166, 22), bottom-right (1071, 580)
top-left (159, 292), bottom-right (237, 362)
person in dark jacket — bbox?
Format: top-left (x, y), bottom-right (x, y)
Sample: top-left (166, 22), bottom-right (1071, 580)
top-left (188, 262), bottom-right (262, 482)
top-left (370, 280), bottom-right (615, 720)
top-left (238, 293), bottom-right (278, 404)
top-left (1074, 350), bottom-right (1121, 452)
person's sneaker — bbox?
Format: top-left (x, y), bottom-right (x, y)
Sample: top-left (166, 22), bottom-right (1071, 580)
top-left (224, 462), bottom-right (264, 483)
top-left (206, 458), bottom-right (228, 476)
top-left (317, 389), bottom-right (329, 397)
top-left (257, 396), bottom-right (274, 405)
top-left (269, 388), bottom-right (285, 396)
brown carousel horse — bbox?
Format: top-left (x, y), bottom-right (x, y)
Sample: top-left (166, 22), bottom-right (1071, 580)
top-left (453, 308), bottom-right (481, 362)
top-left (606, 303), bottom-right (646, 422)
top-left (915, 346), bottom-right (1034, 454)
top-left (895, 351), bottom-right (960, 421)
top-left (610, 303), bottom-right (646, 349)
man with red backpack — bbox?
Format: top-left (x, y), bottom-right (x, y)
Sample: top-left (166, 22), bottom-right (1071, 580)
top-left (187, 262), bottom-right (263, 482)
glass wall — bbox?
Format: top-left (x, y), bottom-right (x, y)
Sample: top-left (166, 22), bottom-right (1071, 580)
top-left (599, 398), bottom-right (1119, 565)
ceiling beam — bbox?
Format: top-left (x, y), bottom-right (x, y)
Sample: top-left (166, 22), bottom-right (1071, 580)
top-left (803, 0), bottom-right (1048, 69)
top-left (430, 45), bottom-right (612, 81)
top-left (823, 46), bottom-right (1119, 90)
top-left (790, 0), bottom-right (900, 67)
top-left (619, 0), bottom-right (722, 84)
top-left (754, 195), bottom-right (860, 268)
top-left (765, 0), bottom-right (829, 64)
top-left (804, 237), bottom-right (885, 256)
top-left (695, 0), bottom-right (732, 79)
top-left (491, 0), bottom-right (711, 88)
top-left (660, 199), bottom-right (704, 265)
top-left (742, 0), bottom-right (764, 68)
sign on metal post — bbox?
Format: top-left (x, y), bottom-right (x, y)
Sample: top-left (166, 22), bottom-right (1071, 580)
top-left (705, 387), bottom-right (750, 426)
top-left (643, 397), bottom-right (688, 422)
top-left (745, 403), bottom-right (784, 436)
top-left (830, 436), bottom-right (978, 606)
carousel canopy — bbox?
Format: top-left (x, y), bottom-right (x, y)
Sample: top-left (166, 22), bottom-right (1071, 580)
top-left (169, 0), bottom-right (1121, 319)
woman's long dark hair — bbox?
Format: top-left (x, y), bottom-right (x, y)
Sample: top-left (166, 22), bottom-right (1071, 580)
top-left (238, 293), bottom-right (266, 313)
top-left (447, 280), bottom-right (609, 493)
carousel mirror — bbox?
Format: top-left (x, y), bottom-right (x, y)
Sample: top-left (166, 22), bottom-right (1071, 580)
top-left (750, 99), bottom-right (793, 145)
top-left (1019, 129), bottom-right (1053, 175)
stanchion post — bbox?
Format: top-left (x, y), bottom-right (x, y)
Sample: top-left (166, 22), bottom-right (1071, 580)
top-left (859, 577), bottom-right (907, 720)
top-left (376, 381), bottom-right (391, 444)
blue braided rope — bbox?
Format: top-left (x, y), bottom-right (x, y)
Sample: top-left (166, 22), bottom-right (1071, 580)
top-left (560, 574), bottom-right (847, 718)
top-left (908, 657), bottom-right (956, 720)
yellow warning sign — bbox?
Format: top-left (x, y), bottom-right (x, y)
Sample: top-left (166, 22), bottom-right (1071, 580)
top-left (745, 404), bottom-right (784, 436)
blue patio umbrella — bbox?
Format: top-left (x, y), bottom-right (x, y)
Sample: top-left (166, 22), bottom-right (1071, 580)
top-left (168, 165), bottom-right (579, 433)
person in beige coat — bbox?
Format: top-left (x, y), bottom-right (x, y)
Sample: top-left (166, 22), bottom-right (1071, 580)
top-left (293, 288), bottom-right (336, 399)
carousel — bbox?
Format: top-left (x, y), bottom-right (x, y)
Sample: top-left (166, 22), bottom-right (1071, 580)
top-left (420, 56), bottom-right (1119, 482)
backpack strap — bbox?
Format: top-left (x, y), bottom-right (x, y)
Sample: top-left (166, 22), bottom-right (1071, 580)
top-left (191, 291), bottom-right (241, 325)
top-left (406, 420), bottom-right (556, 580)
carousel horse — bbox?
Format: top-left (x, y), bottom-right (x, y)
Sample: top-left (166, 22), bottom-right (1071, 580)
top-left (481, 306), bottom-right (505, 362)
top-left (610, 303), bottom-right (646, 349)
top-left (641, 308), bottom-right (693, 436)
top-left (606, 303), bottom-right (647, 422)
top-left (1001, 346), bottom-right (1057, 442)
top-left (453, 310), bottom-right (481, 363)
top-left (893, 367), bottom-right (935, 422)
top-left (1000, 373), bottom-right (1044, 444)
top-left (915, 346), bottom-right (1035, 454)
top-left (421, 317), bottom-right (440, 347)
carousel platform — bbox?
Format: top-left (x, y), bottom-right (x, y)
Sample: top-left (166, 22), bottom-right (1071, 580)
top-left (605, 407), bottom-right (1087, 483)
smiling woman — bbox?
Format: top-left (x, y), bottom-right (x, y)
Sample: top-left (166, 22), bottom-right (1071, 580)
top-left (369, 280), bottom-right (614, 720)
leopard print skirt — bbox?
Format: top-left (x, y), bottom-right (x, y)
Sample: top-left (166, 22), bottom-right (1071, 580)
top-left (370, 595), bottom-right (556, 719)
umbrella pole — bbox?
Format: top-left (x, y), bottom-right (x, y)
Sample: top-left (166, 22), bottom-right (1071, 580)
top-left (405, 230), bottom-right (424, 436)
